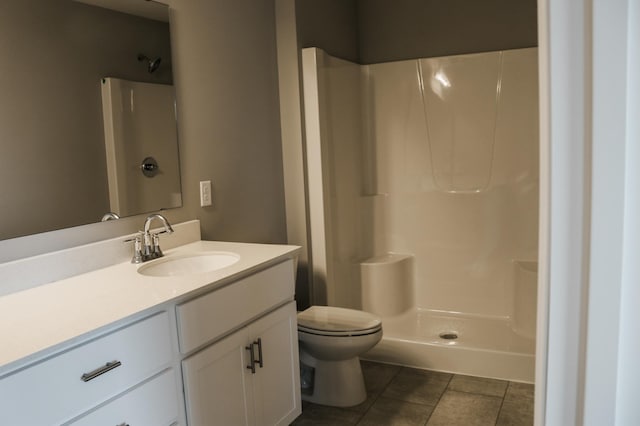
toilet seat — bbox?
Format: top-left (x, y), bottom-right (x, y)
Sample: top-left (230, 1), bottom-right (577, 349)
top-left (298, 325), bottom-right (381, 337)
top-left (298, 306), bottom-right (382, 337)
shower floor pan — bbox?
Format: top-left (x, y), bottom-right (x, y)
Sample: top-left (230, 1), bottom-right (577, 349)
top-left (362, 308), bottom-right (535, 383)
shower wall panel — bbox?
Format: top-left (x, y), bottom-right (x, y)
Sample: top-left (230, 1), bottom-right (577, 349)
top-left (302, 49), bottom-right (367, 307)
top-left (365, 48), bottom-right (538, 317)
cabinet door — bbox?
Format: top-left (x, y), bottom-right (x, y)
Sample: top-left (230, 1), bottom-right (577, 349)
top-left (182, 328), bottom-right (255, 426)
top-left (248, 302), bottom-right (301, 426)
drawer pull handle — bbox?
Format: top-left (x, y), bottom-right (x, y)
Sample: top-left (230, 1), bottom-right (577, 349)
top-left (81, 360), bottom-right (122, 382)
top-left (116, 423), bottom-right (130, 426)
top-left (255, 338), bottom-right (264, 369)
top-left (246, 344), bottom-right (256, 374)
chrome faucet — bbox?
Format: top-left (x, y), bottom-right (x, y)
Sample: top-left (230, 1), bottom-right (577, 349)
top-left (142, 213), bottom-right (174, 259)
top-left (101, 212), bottom-right (120, 221)
top-left (143, 213), bottom-right (174, 235)
top-left (127, 214), bottom-right (174, 264)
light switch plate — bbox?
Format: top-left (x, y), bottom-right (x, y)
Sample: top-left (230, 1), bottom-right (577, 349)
top-left (199, 180), bottom-right (212, 207)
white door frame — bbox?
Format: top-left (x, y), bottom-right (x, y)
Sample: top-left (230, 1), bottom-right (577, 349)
top-left (536, 0), bottom-right (639, 424)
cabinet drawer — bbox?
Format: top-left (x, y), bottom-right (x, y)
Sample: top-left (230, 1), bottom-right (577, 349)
top-left (0, 311), bottom-right (173, 425)
top-left (70, 368), bottom-right (180, 426)
top-left (176, 259), bottom-right (294, 354)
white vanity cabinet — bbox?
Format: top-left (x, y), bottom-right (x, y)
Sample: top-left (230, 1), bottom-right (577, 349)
top-left (0, 311), bottom-right (179, 426)
top-left (178, 260), bottom-right (301, 426)
top-left (0, 236), bottom-right (301, 426)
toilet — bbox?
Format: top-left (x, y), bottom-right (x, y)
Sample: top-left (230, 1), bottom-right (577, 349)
top-left (297, 306), bottom-right (383, 407)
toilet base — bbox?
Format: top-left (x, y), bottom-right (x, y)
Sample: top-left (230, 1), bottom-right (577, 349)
top-left (300, 351), bottom-right (367, 407)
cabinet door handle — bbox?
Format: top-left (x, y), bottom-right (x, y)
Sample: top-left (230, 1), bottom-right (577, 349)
top-left (246, 344), bottom-right (256, 374)
top-left (254, 338), bottom-right (264, 369)
top-left (81, 360), bottom-right (122, 382)
top-left (116, 423), bottom-right (130, 426)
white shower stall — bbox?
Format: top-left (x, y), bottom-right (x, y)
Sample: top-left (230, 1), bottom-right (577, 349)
top-left (302, 47), bottom-right (539, 382)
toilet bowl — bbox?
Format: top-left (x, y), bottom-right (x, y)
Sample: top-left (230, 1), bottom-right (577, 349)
top-left (297, 306), bottom-right (382, 407)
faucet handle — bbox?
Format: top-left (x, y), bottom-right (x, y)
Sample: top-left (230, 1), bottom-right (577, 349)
top-left (152, 232), bottom-right (164, 258)
top-left (125, 232), bottom-right (145, 264)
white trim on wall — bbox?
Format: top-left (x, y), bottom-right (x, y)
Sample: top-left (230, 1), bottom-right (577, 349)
top-left (615, 2), bottom-right (640, 422)
top-left (536, 0), bottom-right (591, 422)
top-left (538, 0), bottom-right (640, 424)
top-left (534, 0), bottom-right (550, 422)
top-left (582, 0), bottom-right (628, 423)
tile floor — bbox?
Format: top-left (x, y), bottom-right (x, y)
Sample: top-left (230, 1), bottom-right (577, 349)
top-left (292, 361), bottom-right (534, 426)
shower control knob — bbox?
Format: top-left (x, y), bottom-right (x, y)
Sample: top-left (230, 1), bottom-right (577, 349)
top-left (140, 156), bottom-right (159, 177)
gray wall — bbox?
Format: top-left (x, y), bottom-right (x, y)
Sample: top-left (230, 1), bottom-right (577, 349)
top-left (295, 0), bottom-right (538, 64)
top-left (0, 0), bottom-right (171, 240)
top-left (295, 0), bottom-right (358, 62)
top-left (357, 0), bottom-right (538, 63)
top-left (169, 0), bottom-right (287, 244)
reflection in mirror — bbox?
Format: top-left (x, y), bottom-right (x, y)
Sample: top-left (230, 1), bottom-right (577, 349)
top-left (101, 78), bottom-right (181, 217)
top-left (0, 0), bottom-right (181, 241)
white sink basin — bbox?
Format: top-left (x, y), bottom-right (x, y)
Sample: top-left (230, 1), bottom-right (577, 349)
top-left (137, 252), bottom-right (240, 277)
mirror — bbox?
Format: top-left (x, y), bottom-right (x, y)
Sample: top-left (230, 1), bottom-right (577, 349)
top-left (0, 0), bottom-right (181, 241)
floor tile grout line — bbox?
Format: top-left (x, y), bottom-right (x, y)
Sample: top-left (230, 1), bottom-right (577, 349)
top-left (372, 393), bottom-right (439, 410)
top-left (353, 392), bottom-right (377, 425)
top-left (357, 364), bottom-right (435, 425)
top-left (354, 363), bottom-right (403, 425)
top-left (354, 387), bottom-right (380, 426)
top-left (422, 371), bottom-right (454, 425)
top-left (442, 388), bottom-right (508, 399)
top-left (493, 381), bottom-right (510, 426)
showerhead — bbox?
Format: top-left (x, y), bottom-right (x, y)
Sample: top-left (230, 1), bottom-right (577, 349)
top-left (137, 53), bottom-right (162, 73)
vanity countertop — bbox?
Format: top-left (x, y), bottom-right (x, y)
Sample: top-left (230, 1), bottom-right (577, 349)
top-left (0, 240), bottom-right (300, 375)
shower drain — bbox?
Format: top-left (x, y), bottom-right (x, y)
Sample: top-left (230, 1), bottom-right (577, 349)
top-left (439, 331), bottom-right (458, 340)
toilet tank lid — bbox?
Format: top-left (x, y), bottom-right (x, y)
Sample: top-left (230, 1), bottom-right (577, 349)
top-left (298, 306), bottom-right (381, 332)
